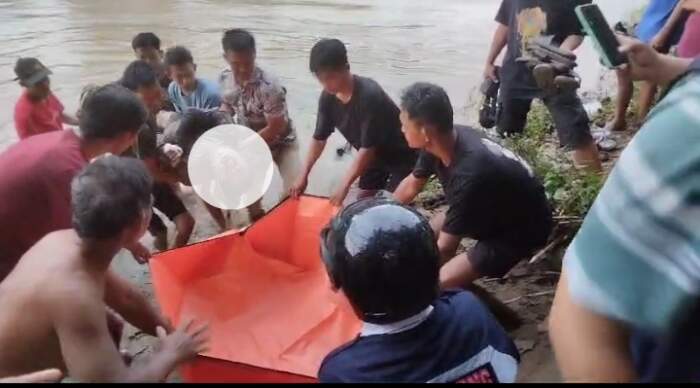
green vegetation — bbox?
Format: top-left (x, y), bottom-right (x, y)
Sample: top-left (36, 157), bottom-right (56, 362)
top-left (505, 103), bottom-right (604, 220)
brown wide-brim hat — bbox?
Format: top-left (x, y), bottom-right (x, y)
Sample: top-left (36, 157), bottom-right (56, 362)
top-left (14, 57), bottom-right (52, 87)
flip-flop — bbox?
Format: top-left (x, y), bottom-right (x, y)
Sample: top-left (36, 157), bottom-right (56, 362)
top-left (591, 128), bottom-right (619, 152)
top-left (597, 137), bottom-right (618, 152)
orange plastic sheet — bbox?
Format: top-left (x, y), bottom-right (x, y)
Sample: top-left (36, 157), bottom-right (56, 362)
top-left (150, 196), bottom-right (362, 382)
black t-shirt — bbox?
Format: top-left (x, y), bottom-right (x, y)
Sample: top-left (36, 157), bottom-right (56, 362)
top-left (318, 291), bottom-right (520, 383)
top-left (413, 125), bottom-right (549, 242)
top-left (496, 0), bottom-right (590, 99)
top-left (313, 75), bottom-right (416, 168)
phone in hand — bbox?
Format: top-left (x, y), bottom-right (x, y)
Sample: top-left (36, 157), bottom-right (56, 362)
top-left (575, 4), bottom-right (627, 68)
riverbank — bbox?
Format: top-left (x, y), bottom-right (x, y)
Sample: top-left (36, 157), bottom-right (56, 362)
top-left (109, 85), bottom-right (641, 382)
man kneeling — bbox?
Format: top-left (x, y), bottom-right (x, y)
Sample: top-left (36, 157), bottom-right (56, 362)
top-left (394, 83), bottom-right (553, 290)
top-left (0, 156), bottom-right (208, 382)
top-left (318, 199), bottom-right (519, 383)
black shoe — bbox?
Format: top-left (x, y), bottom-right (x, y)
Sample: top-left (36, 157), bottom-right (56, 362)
top-left (479, 70), bottom-right (501, 129)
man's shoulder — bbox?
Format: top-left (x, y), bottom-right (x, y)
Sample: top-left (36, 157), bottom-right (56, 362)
top-left (36, 132), bottom-right (85, 179)
top-left (455, 124), bottom-right (482, 139)
top-left (9, 130), bottom-right (79, 162)
top-left (435, 291), bottom-right (519, 358)
top-left (356, 76), bottom-right (386, 98)
top-left (256, 67), bottom-right (285, 93)
top-left (25, 232), bottom-right (93, 290)
top-left (318, 337), bottom-right (363, 382)
top-left (435, 291), bottom-right (490, 320)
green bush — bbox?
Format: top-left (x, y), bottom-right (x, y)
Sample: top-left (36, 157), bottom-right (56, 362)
top-left (505, 103), bottom-right (603, 219)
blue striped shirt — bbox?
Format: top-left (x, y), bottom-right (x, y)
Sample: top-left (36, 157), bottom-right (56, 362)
top-left (565, 73), bottom-right (700, 334)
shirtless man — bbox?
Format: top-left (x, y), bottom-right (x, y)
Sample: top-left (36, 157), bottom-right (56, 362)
top-left (0, 156), bottom-right (209, 382)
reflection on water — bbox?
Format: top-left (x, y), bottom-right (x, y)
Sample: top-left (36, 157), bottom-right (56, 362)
top-left (0, 0), bottom-right (645, 195)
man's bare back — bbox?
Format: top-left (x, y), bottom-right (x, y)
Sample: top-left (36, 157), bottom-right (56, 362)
top-left (0, 156), bottom-right (208, 382)
top-left (0, 230), bottom-right (86, 376)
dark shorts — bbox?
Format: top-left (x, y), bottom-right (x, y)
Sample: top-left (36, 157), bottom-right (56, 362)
top-left (497, 92), bottom-right (593, 150)
top-left (468, 240), bottom-right (536, 279)
top-left (148, 183), bottom-right (187, 235)
top-left (359, 162), bottom-right (414, 192)
top-left (467, 210), bottom-right (553, 279)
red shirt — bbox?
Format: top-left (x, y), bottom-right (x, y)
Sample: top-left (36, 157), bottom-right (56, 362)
top-left (0, 130), bottom-right (86, 280)
top-left (13, 91), bottom-right (65, 140)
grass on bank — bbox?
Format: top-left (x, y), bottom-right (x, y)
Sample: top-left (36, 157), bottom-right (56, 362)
top-left (504, 104), bottom-right (604, 221)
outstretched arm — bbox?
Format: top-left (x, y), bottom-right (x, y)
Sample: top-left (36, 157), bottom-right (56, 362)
top-left (329, 147), bottom-right (376, 206)
top-left (393, 173), bottom-right (428, 205)
top-left (258, 114), bottom-right (288, 145)
top-left (53, 288), bottom-right (208, 382)
top-left (560, 35), bottom-right (585, 52)
top-left (62, 112), bottom-right (79, 126)
top-left (290, 139), bottom-right (326, 198)
top-left (104, 270), bottom-right (169, 336)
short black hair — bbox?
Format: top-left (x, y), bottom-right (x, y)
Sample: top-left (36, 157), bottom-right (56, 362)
top-left (176, 109), bottom-right (223, 156)
top-left (164, 46), bottom-right (194, 68)
top-left (132, 32), bottom-right (161, 51)
top-left (400, 82), bottom-right (454, 133)
top-left (79, 84), bottom-right (147, 140)
top-left (71, 155), bottom-right (153, 240)
top-left (120, 60), bottom-right (158, 91)
top-left (222, 29), bottom-right (256, 53)
top-left (309, 39), bottom-right (349, 74)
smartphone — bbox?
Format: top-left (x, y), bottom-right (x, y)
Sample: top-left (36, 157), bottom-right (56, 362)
top-left (575, 4), bottom-right (627, 68)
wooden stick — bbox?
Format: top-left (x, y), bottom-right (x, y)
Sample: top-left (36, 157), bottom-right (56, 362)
top-left (529, 235), bottom-right (567, 265)
top-left (504, 290), bottom-right (555, 304)
top-left (553, 215), bottom-right (582, 221)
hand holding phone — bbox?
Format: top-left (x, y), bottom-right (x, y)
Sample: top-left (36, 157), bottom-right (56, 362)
top-left (576, 4), bottom-right (628, 69)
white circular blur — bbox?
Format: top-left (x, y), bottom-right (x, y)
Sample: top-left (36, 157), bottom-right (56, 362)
top-left (188, 124), bottom-right (274, 210)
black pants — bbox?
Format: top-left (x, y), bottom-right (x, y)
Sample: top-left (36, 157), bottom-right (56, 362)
top-left (497, 91), bottom-right (593, 150)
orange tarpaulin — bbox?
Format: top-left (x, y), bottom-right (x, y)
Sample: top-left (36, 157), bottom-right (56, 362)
top-left (150, 196), bottom-right (362, 382)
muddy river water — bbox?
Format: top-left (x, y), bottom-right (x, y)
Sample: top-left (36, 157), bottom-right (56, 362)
top-left (0, 0), bottom-right (644, 195)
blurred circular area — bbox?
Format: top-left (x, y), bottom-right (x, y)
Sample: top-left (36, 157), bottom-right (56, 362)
top-left (188, 124), bottom-right (273, 210)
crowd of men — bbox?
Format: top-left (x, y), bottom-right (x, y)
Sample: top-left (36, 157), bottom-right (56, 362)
top-left (0, 0), bottom-right (698, 383)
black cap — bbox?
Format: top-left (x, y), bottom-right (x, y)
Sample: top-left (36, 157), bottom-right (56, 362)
top-left (14, 58), bottom-right (52, 87)
top-left (320, 198), bottom-right (440, 324)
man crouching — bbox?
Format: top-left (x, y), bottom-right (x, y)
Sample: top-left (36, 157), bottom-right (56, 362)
top-left (0, 156), bottom-right (208, 382)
